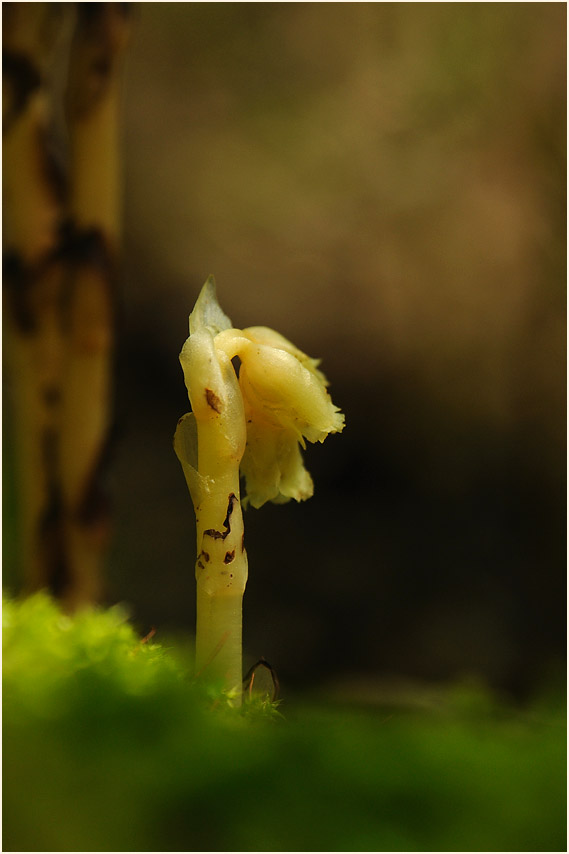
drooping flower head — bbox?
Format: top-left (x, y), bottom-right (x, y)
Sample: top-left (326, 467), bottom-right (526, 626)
top-left (176, 276), bottom-right (344, 509)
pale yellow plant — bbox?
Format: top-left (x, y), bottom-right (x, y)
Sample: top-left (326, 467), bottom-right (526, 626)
top-left (175, 277), bottom-right (344, 700)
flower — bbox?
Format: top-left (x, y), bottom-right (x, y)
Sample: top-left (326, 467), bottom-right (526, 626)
top-left (177, 277), bottom-right (345, 509)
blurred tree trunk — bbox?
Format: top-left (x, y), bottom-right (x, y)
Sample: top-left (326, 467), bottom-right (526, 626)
top-left (59, 3), bottom-right (130, 608)
top-left (3, 3), bottom-right (130, 608)
top-left (3, 3), bottom-right (69, 595)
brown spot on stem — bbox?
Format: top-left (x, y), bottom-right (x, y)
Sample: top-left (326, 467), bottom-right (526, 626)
top-left (241, 533), bottom-right (245, 553)
top-left (224, 550), bottom-right (235, 564)
top-left (224, 492), bottom-right (236, 522)
top-left (203, 551), bottom-right (210, 562)
top-left (197, 560), bottom-right (204, 570)
top-left (205, 388), bottom-right (222, 413)
top-left (204, 493), bottom-right (236, 540)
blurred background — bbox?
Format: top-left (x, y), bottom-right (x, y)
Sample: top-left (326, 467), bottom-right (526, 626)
top-left (6, 3), bottom-right (566, 701)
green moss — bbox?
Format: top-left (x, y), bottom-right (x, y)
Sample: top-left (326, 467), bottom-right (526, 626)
top-left (3, 593), bottom-right (566, 852)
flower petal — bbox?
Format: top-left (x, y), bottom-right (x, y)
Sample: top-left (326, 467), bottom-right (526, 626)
top-left (241, 326), bottom-right (329, 386)
top-left (189, 275), bottom-right (233, 336)
top-left (178, 279), bottom-right (344, 510)
top-left (214, 322), bottom-right (344, 506)
top-left (237, 339), bottom-right (344, 444)
top-left (240, 416), bottom-right (314, 508)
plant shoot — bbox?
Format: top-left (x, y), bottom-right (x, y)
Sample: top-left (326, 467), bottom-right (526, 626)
top-left (175, 277), bottom-right (344, 700)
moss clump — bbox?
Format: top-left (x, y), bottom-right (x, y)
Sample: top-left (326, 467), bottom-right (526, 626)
top-left (3, 593), bottom-right (566, 852)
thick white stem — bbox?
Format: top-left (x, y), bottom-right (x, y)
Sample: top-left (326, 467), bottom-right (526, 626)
top-left (194, 445), bottom-right (247, 702)
top-left (179, 326), bottom-right (248, 701)
top-left (196, 589), bottom-right (243, 693)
